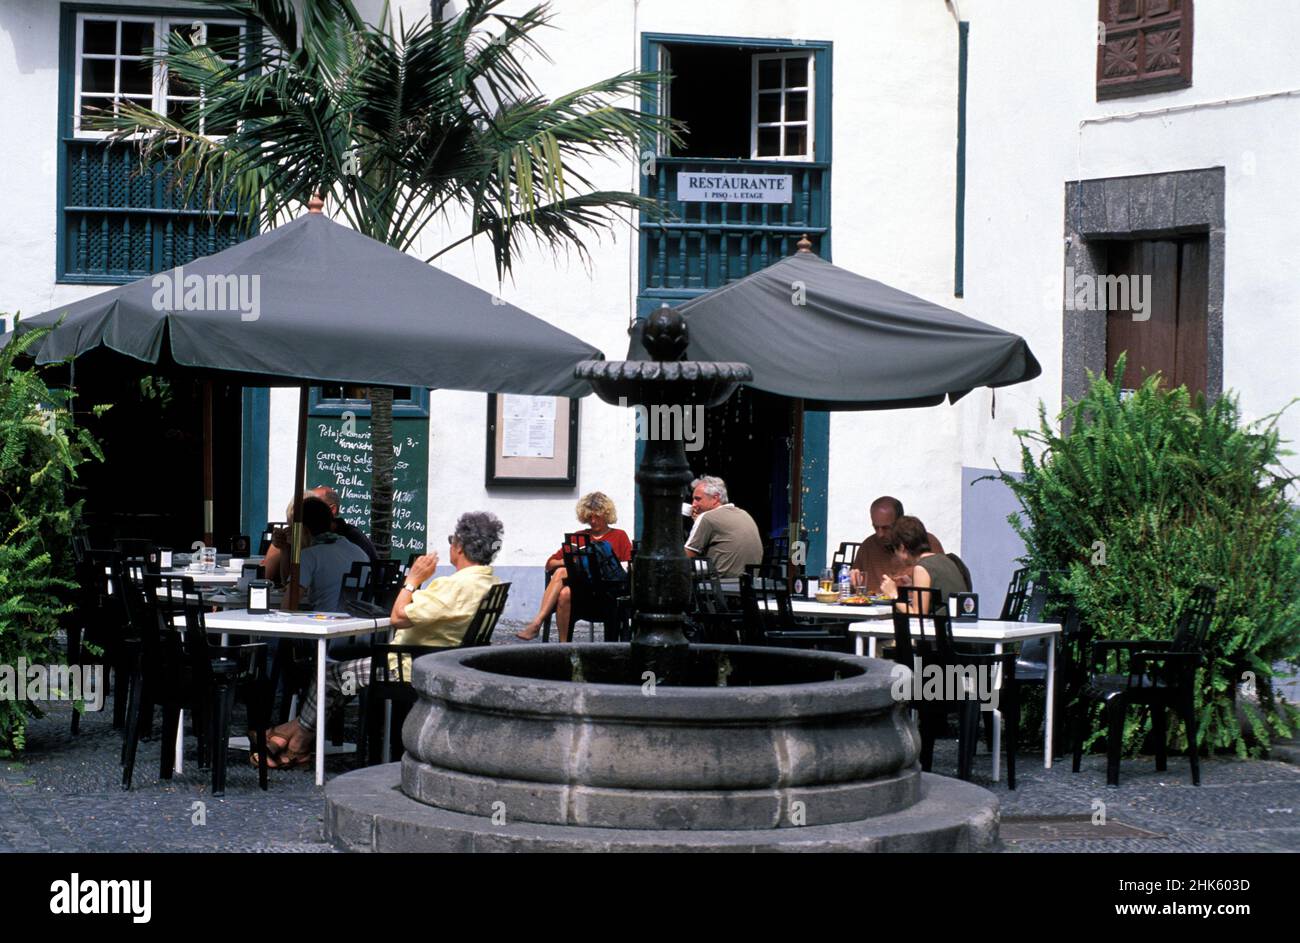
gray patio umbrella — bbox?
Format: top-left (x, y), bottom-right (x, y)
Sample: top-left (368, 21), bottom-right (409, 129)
top-left (4, 203), bottom-right (603, 604)
top-left (627, 241), bottom-right (1040, 410)
top-left (625, 238), bottom-right (1041, 551)
top-left (5, 209), bottom-right (599, 397)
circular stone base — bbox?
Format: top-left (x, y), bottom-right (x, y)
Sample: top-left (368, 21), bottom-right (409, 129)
top-left (325, 763), bottom-right (1001, 853)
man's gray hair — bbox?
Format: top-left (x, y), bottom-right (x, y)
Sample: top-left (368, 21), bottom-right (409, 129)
top-left (692, 476), bottom-right (728, 504)
top-left (454, 511), bottom-right (504, 565)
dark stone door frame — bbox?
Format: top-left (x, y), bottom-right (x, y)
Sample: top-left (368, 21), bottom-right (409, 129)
top-left (1062, 167), bottom-right (1225, 404)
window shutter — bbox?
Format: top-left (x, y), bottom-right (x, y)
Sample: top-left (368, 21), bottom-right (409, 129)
top-left (1097, 0), bottom-right (1193, 100)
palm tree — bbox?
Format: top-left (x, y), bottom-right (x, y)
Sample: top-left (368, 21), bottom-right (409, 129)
top-left (96, 0), bottom-right (677, 557)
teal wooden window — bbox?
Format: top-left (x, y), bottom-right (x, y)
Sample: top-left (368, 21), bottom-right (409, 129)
top-left (57, 5), bottom-right (252, 284)
top-left (639, 34), bottom-right (832, 302)
top-left (309, 386), bottom-right (431, 419)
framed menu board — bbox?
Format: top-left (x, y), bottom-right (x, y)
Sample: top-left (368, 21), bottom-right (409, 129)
top-left (485, 393), bottom-right (578, 487)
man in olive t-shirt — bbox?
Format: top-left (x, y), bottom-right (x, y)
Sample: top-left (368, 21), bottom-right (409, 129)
top-left (685, 476), bottom-right (764, 578)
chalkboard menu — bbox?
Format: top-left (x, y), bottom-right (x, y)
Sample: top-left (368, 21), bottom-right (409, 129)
top-left (306, 415), bottom-right (429, 556)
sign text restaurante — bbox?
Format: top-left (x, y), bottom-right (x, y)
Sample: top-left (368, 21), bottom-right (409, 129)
top-left (676, 172), bottom-right (793, 204)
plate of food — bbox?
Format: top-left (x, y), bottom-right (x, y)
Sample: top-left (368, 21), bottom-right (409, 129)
top-left (840, 594), bottom-right (892, 606)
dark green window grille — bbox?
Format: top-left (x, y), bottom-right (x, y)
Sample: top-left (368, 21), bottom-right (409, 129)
top-left (57, 6), bottom-right (251, 284)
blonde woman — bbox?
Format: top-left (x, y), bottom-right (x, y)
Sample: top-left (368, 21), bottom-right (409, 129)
top-left (516, 492), bottom-right (632, 641)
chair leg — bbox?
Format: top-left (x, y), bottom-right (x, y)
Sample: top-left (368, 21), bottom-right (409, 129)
top-left (253, 684), bottom-right (269, 792)
top-left (1153, 702), bottom-right (1168, 772)
top-left (1072, 698), bottom-right (1088, 773)
top-left (68, 625), bottom-right (82, 736)
top-left (1104, 692), bottom-right (1126, 787)
top-left (1182, 692), bottom-right (1201, 787)
top-left (120, 656), bottom-right (144, 790)
top-left (1004, 681), bottom-right (1019, 791)
top-left (111, 650), bottom-right (129, 730)
top-left (211, 680), bottom-right (235, 798)
top-left (958, 703), bottom-right (979, 781)
top-left (159, 702), bottom-right (181, 781)
top-left (918, 707), bottom-right (936, 772)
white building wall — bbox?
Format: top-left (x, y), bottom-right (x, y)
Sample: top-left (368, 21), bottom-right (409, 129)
top-left (4, 0), bottom-right (1297, 613)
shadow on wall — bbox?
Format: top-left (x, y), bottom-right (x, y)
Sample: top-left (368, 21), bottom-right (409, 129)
top-left (960, 467), bottom-right (1026, 607)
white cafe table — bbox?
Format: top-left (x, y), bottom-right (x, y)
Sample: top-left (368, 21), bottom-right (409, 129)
top-left (787, 599), bottom-right (893, 621)
top-left (160, 567), bottom-right (242, 586)
top-left (203, 609), bottom-right (392, 785)
top-left (848, 618), bottom-right (1062, 782)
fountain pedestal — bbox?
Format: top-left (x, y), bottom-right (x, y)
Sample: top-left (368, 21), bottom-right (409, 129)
top-left (324, 308), bottom-right (998, 852)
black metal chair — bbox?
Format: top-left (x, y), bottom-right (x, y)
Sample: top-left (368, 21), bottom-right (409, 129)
top-left (739, 565), bottom-right (844, 649)
top-left (892, 586), bottom-right (1020, 787)
top-left (1072, 585), bottom-right (1217, 787)
top-left (361, 582), bottom-right (512, 764)
top-left (540, 532), bottom-right (591, 642)
top-left (160, 578), bottom-right (270, 796)
top-left (70, 550), bottom-right (136, 733)
top-left (998, 567), bottom-right (1032, 621)
top-left (762, 533), bottom-right (791, 569)
top-left (689, 557), bottom-right (742, 644)
top-left (832, 541), bottom-right (862, 571)
top-left (258, 522), bottom-right (288, 555)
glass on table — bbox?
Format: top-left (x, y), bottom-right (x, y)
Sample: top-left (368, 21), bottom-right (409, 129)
top-left (819, 568), bottom-right (835, 594)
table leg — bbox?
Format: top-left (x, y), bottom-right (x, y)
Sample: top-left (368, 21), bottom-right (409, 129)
top-left (175, 709), bottom-right (184, 774)
top-left (991, 643), bottom-right (1003, 783)
top-left (1045, 634), bottom-right (1056, 769)
top-left (868, 637), bottom-right (877, 658)
top-left (855, 636), bottom-right (864, 657)
top-left (315, 638), bottom-right (326, 786)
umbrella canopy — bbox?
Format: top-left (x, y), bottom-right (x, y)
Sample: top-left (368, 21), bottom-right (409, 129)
top-left (4, 211), bottom-right (601, 396)
top-left (627, 249), bottom-right (1040, 410)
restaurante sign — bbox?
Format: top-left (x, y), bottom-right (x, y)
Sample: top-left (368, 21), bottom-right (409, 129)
top-left (677, 172), bottom-right (793, 203)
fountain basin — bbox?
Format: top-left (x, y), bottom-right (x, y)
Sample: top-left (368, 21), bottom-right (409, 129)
top-left (325, 645), bottom-right (1000, 851)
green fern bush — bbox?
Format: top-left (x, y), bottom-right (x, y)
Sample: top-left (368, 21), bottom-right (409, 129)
top-left (0, 323), bottom-right (104, 756)
top-left (994, 356), bottom-right (1300, 757)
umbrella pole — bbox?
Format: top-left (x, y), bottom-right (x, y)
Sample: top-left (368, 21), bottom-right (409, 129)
top-left (286, 385), bottom-right (309, 611)
top-left (202, 380), bottom-right (214, 547)
top-left (789, 397), bottom-right (805, 582)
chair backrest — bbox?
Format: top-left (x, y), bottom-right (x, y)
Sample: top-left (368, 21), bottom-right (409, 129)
top-left (998, 567), bottom-right (1031, 621)
top-left (763, 534), bottom-right (790, 568)
top-left (890, 586), bottom-right (955, 668)
top-left (365, 559), bottom-right (406, 608)
top-left (832, 541), bottom-right (862, 570)
top-left (339, 561), bottom-right (370, 606)
top-left (691, 557), bottom-right (730, 616)
top-left (460, 582), bottom-right (512, 648)
top-left (258, 522), bottom-right (288, 555)
top-left (740, 564), bottom-right (795, 636)
top-left (1171, 585), bottom-right (1217, 652)
top-left (945, 553), bottom-right (974, 595)
top-left (114, 538), bottom-right (153, 562)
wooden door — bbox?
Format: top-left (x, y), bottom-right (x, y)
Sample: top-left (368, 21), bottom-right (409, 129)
top-left (1105, 236), bottom-right (1208, 398)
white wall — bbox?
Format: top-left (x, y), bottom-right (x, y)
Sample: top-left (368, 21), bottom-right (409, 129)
top-left (5, 0), bottom-right (1296, 597)
top-left (959, 0), bottom-right (1300, 478)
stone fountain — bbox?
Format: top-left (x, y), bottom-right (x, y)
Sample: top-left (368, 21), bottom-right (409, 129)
top-left (325, 310), bottom-right (998, 851)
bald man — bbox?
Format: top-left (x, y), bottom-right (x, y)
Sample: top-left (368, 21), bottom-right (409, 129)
top-left (850, 496), bottom-right (944, 593)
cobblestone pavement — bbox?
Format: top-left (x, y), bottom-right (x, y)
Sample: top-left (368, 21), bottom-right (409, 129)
top-left (3, 624), bottom-right (1297, 853)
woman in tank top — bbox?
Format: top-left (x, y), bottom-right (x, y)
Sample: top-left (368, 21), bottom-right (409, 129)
top-left (879, 515), bottom-right (970, 613)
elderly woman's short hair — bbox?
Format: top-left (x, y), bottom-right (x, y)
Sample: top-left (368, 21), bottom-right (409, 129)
top-left (576, 491), bottom-right (618, 525)
top-left (453, 511), bottom-right (504, 565)
top-left (691, 476), bottom-right (728, 504)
